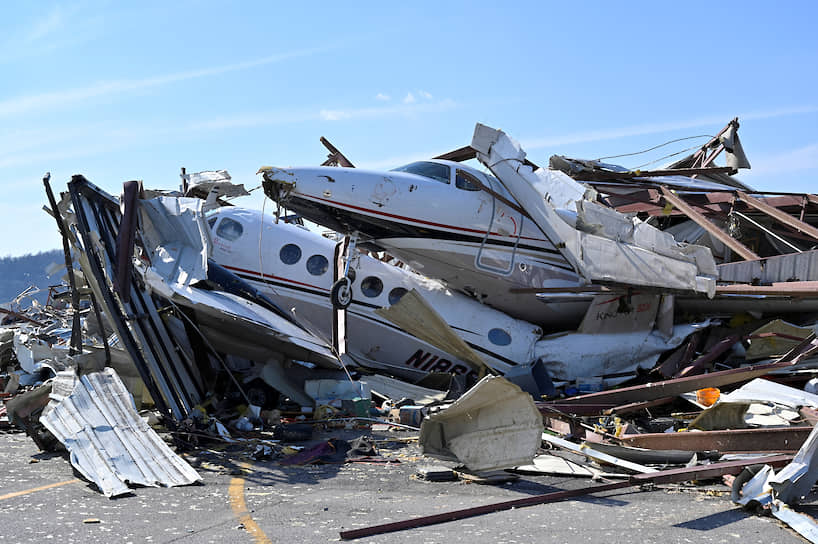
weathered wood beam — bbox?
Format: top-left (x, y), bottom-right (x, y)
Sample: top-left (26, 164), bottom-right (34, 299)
top-left (737, 190), bottom-right (818, 242)
top-left (659, 185), bottom-right (759, 260)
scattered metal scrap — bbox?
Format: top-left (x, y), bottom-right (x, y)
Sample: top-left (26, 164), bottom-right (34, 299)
top-left (3, 116), bottom-right (818, 541)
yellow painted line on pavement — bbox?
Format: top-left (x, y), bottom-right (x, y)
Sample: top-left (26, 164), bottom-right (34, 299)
top-left (229, 462), bottom-right (272, 544)
top-left (0, 478), bottom-right (79, 501)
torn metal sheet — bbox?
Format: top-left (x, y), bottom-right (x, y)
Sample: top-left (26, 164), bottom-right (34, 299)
top-left (40, 368), bottom-right (201, 497)
top-left (720, 377), bottom-right (818, 410)
top-left (733, 425), bottom-right (818, 542)
top-left (470, 123), bottom-right (717, 296)
top-left (768, 421), bottom-right (818, 504)
top-left (357, 374), bottom-right (447, 405)
top-left (138, 197), bottom-right (211, 288)
top-left (419, 376), bottom-right (541, 471)
top-left (771, 503), bottom-right (818, 543)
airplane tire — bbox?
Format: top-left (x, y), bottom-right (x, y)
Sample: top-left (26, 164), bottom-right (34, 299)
top-left (331, 277), bottom-right (353, 309)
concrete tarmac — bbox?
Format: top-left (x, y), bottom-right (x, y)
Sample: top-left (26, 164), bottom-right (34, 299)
top-left (0, 429), bottom-right (808, 543)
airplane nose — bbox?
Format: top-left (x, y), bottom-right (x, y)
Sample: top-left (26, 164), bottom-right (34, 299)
top-left (258, 166), bottom-right (298, 189)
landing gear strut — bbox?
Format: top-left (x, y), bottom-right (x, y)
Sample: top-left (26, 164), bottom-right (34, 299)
top-left (330, 276), bottom-right (352, 309)
top-left (331, 233), bottom-right (358, 309)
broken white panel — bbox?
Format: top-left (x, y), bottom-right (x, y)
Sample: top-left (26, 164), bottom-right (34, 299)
top-left (12, 330), bottom-right (68, 377)
top-left (471, 123), bottom-right (716, 296)
top-left (720, 378), bottom-right (818, 410)
top-left (419, 376), bottom-right (541, 471)
top-left (532, 294), bottom-right (707, 381)
top-left (138, 197), bottom-right (211, 288)
top-left (40, 368), bottom-right (201, 498)
top-left (513, 454), bottom-right (594, 477)
top-left (183, 170), bottom-right (249, 197)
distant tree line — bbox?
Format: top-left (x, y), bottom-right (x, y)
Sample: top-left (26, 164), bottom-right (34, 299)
top-left (0, 249), bottom-right (64, 305)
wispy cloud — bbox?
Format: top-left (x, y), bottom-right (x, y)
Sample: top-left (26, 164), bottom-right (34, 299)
top-left (0, 46), bottom-right (332, 118)
top-left (0, 96), bottom-right (460, 170)
top-left (319, 98), bottom-right (457, 122)
top-left (25, 6), bottom-right (65, 43)
top-left (742, 141), bottom-right (818, 178)
top-left (522, 105), bottom-right (818, 150)
top-left (375, 93), bottom-right (391, 101)
top-left (403, 92), bottom-right (416, 104)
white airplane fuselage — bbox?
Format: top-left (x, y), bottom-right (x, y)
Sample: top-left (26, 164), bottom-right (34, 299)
top-left (261, 160), bottom-right (591, 329)
top-left (206, 207), bottom-right (545, 382)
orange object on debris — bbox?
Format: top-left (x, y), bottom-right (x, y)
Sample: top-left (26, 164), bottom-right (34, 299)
top-left (696, 387), bottom-right (720, 406)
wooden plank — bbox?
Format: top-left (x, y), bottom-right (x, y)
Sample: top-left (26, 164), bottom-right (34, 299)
top-left (737, 190), bottom-right (818, 242)
top-left (319, 136), bottom-right (355, 168)
top-left (659, 185), bottom-right (760, 261)
top-left (716, 282), bottom-right (818, 296)
top-left (433, 145), bottom-right (476, 162)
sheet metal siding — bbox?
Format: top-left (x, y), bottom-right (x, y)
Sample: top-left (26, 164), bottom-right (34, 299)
top-left (41, 369), bottom-right (201, 497)
top-left (719, 250), bottom-right (818, 283)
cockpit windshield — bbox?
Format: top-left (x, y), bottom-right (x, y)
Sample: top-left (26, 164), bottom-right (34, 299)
top-left (390, 161), bottom-right (450, 184)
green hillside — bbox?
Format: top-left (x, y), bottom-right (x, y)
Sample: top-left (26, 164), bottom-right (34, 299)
top-left (0, 249), bottom-right (64, 306)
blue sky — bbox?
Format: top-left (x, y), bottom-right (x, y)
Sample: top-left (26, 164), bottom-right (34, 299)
top-left (2, 1), bottom-right (817, 256)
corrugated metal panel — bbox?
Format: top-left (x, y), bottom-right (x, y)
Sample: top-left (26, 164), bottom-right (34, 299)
top-left (719, 250), bottom-right (818, 283)
top-left (41, 368), bottom-right (201, 498)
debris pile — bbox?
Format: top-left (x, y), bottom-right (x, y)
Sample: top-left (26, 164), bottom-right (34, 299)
top-left (3, 118), bottom-right (818, 540)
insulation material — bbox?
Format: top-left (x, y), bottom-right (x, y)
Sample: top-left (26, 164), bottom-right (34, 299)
top-left (40, 368), bottom-right (201, 498)
top-left (745, 319), bottom-right (815, 360)
top-left (419, 376), bottom-right (541, 471)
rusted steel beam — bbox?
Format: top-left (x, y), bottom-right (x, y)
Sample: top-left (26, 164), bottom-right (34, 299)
top-left (603, 396), bottom-right (676, 416)
top-left (542, 334), bottom-right (818, 410)
top-left (539, 402), bottom-right (621, 416)
top-left (433, 145), bottom-right (477, 162)
top-left (630, 454), bottom-right (793, 484)
top-left (319, 137), bottom-right (355, 168)
top-left (675, 334), bottom-right (741, 378)
top-left (737, 190), bottom-right (818, 242)
top-left (338, 454), bottom-right (793, 540)
top-left (0, 308), bottom-right (46, 327)
top-left (621, 428), bottom-right (813, 453)
top-left (660, 185), bottom-right (759, 261)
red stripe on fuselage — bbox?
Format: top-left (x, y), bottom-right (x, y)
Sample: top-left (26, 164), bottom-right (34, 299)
top-left (302, 194), bottom-right (546, 243)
